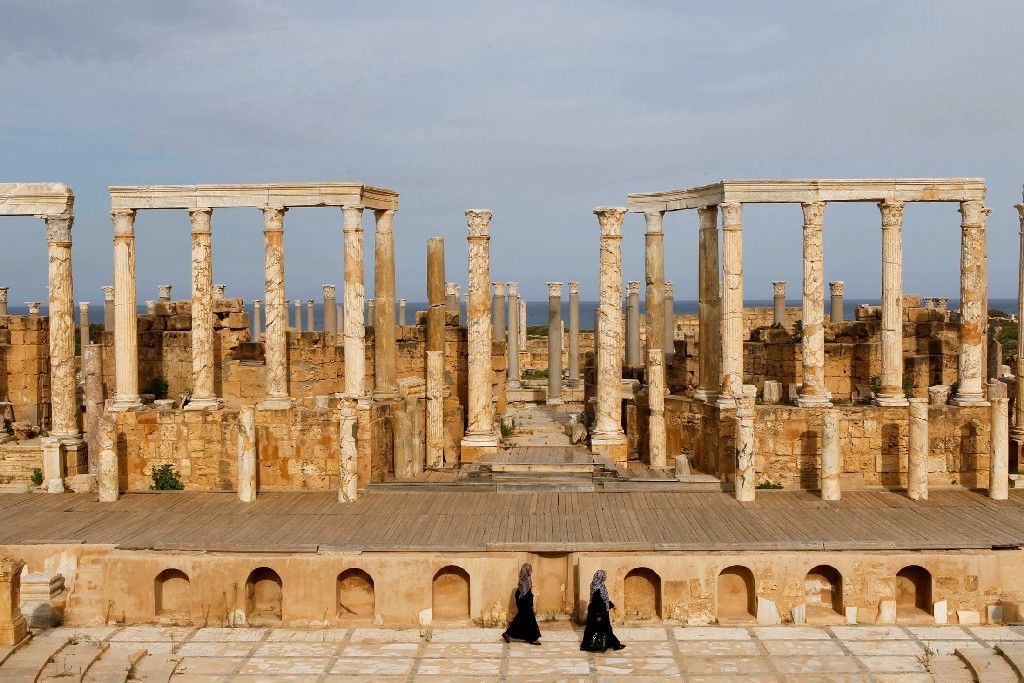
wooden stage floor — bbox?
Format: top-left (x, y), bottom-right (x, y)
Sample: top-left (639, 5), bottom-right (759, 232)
top-left (2, 489), bottom-right (1023, 553)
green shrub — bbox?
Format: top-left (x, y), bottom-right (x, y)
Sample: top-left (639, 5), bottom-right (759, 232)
top-left (500, 419), bottom-right (516, 440)
top-left (30, 468), bottom-right (43, 487)
top-left (143, 377), bottom-right (170, 400)
top-left (756, 478), bottom-right (783, 490)
top-left (150, 464), bottom-right (184, 490)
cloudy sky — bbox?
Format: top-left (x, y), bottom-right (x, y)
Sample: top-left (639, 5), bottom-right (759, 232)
top-left (2, 1), bottom-right (1023, 304)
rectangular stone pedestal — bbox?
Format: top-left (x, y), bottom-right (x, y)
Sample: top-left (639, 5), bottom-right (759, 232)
top-left (460, 435), bottom-right (498, 464)
top-left (591, 436), bottom-right (628, 463)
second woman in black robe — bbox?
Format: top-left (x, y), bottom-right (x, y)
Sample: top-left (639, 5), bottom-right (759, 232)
top-left (580, 569), bottom-right (624, 652)
top-left (502, 563), bottom-right (541, 645)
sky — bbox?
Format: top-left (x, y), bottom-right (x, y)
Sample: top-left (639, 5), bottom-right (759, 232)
top-left (1, 1), bottom-right (1023, 305)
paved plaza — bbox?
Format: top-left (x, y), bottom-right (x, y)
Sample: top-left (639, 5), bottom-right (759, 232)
top-left (5, 622), bottom-right (1024, 681)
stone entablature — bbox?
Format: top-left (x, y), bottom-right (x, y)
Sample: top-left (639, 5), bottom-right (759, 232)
top-left (0, 183), bottom-right (74, 217)
top-left (109, 183), bottom-right (398, 211)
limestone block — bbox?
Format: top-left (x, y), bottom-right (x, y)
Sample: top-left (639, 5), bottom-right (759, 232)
top-left (987, 604), bottom-right (1004, 624)
top-left (762, 380), bottom-right (782, 404)
top-left (756, 596), bottom-right (781, 625)
top-left (791, 603), bottom-right (806, 625)
top-left (933, 599), bottom-right (948, 624)
top-left (877, 599), bottom-right (896, 624)
top-left (845, 606), bottom-right (858, 624)
top-left (67, 474), bottom-right (96, 493)
top-left (957, 609), bottom-right (981, 625)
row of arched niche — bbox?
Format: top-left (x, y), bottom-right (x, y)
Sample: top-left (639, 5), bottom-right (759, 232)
top-left (152, 563), bottom-right (936, 624)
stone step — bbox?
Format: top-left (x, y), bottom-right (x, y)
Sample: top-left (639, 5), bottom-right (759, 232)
top-left (64, 561), bottom-right (106, 626)
top-left (996, 643), bottom-right (1024, 679)
top-left (38, 639), bottom-right (107, 681)
top-left (955, 646), bottom-right (1020, 682)
top-left (0, 635), bottom-right (70, 682)
top-left (126, 652), bottom-right (181, 683)
top-left (81, 647), bottom-right (147, 683)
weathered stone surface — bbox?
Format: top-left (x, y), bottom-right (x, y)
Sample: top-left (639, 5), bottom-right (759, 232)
top-left (592, 207), bottom-right (628, 460)
top-left (373, 208), bottom-right (397, 396)
top-left (462, 210), bottom-right (496, 450)
top-left (111, 208), bottom-right (141, 408)
top-left (97, 411), bottom-right (118, 502)
top-left (260, 207), bottom-right (290, 408)
top-left (0, 558), bottom-right (27, 646)
top-left (990, 390), bottom-right (1009, 500)
top-left (343, 205), bottom-right (366, 400)
top-left (820, 408), bottom-right (840, 500)
top-left (188, 208), bottom-right (217, 407)
top-left (952, 200), bottom-right (989, 405)
top-left (647, 350), bottom-right (667, 468)
top-left (338, 398), bottom-right (358, 502)
top-left (237, 405), bottom-right (256, 502)
top-left (719, 203), bottom-right (743, 405)
top-left (907, 398), bottom-right (929, 500)
top-left (547, 282), bottom-right (563, 405)
top-left (735, 385), bottom-right (756, 501)
top-left (797, 202), bottom-right (830, 408)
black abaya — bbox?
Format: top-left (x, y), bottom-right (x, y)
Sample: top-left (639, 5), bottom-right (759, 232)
top-left (503, 589), bottom-right (541, 642)
top-left (580, 589), bottom-right (622, 652)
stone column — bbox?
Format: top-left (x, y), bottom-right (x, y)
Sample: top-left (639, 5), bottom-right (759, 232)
top-left (338, 397), bottom-right (358, 502)
top-left (260, 207), bottom-right (290, 409)
top-left (907, 398), bottom-right (929, 501)
top-left (876, 200), bottom-right (908, 406)
top-left (251, 300), bottom-right (262, 340)
top-left (44, 216), bottom-right (76, 436)
top-left (820, 408), bottom-right (840, 500)
top-left (374, 209), bottom-right (398, 397)
top-left (237, 405), bottom-right (256, 503)
top-left (461, 210), bottom-right (497, 453)
top-left (625, 281), bottom-right (641, 369)
top-left (0, 558), bottom-right (27, 646)
top-left (991, 385), bottom-right (1009, 501)
top-left (953, 200), bottom-right (990, 405)
top-left (492, 282), bottom-right (506, 343)
top-left (398, 299), bottom-right (407, 326)
top-left (1014, 204), bottom-right (1024, 443)
top-left (336, 303), bottom-right (344, 335)
top-left (426, 350), bottom-right (444, 469)
top-left (323, 285), bottom-right (336, 342)
top-left (647, 349), bottom-right (666, 468)
top-left (829, 281), bottom-right (844, 323)
top-left (593, 207), bottom-right (628, 459)
top-left (293, 299), bottom-right (302, 332)
top-left (97, 411), bottom-right (118, 502)
top-left (696, 206), bottom-right (721, 402)
top-left (214, 284), bottom-right (226, 299)
top-left (111, 209), bottom-right (141, 410)
top-left (27, 302), bottom-right (41, 316)
top-left (41, 437), bottom-right (64, 492)
top-left (306, 299), bottom-right (315, 331)
top-left (506, 282), bottom-right (521, 389)
top-left (343, 205), bottom-right (367, 399)
top-left (0, 287), bottom-right (8, 316)
top-left (187, 208), bottom-right (218, 410)
top-left (83, 344), bottom-right (103, 472)
top-left (772, 281), bottom-right (786, 327)
top-left (718, 203), bottom-right (744, 406)
top-left (158, 284), bottom-right (172, 301)
top-left (797, 202), bottom-right (831, 408)
top-left (735, 385), bottom-right (756, 502)
top-left (446, 283), bottom-right (460, 322)
top-left (78, 302), bottom-right (90, 347)
top-left (567, 281), bottom-right (580, 388)
top-left (101, 286), bottom-right (113, 331)
top-left (547, 282), bottom-right (563, 405)
top-left (644, 210), bottom-right (665, 362)
top-left (426, 237), bottom-right (446, 355)
top-left (664, 281), bottom-right (675, 363)
top-left (519, 298), bottom-right (527, 350)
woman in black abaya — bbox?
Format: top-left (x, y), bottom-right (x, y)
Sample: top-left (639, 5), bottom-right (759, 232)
top-left (580, 569), bottom-right (624, 652)
top-left (502, 563), bottom-right (541, 645)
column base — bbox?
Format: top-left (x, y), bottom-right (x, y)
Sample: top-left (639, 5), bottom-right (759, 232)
top-left (694, 388), bottom-right (719, 403)
top-left (591, 431), bottom-right (628, 463)
top-left (565, 379), bottom-right (581, 389)
top-left (257, 396), bottom-right (293, 411)
top-left (507, 380), bottom-right (522, 390)
top-left (1010, 428), bottom-right (1024, 443)
top-left (546, 396), bottom-right (564, 406)
top-left (184, 398), bottom-right (223, 411)
top-left (715, 395), bottom-right (738, 409)
top-left (796, 395), bottom-right (833, 408)
top-left (950, 393), bottom-right (990, 407)
top-left (109, 397), bottom-right (143, 412)
top-left (373, 391), bottom-right (400, 401)
top-left (873, 394), bottom-right (909, 407)
top-left (460, 432), bottom-right (499, 463)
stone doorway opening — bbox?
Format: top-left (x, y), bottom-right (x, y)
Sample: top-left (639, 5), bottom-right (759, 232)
top-left (246, 567), bottom-right (283, 625)
top-left (432, 566), bottom-right (470, 623)
top-left (624, 567), bottom-right (662, 620)
top-left (337, 569), bottom-right (375, 622)
top-left (896, 565), bottom-right (932, 620)
top-left (717, 565), bottom-right (756, 622)
top-left (805, 565), bottom-right (843, 621)
top-left (531, 552), bottom-right (570, 617)
top-left (154, 568), bottom-right (190, 619)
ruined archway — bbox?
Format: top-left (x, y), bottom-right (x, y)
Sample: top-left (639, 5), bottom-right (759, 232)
top-left (717, 565), bottom-right (756, 621)
top-left (246, 567), bottom-right (283, 624)
top-left (896, 565), bottom-right (932, 617)
top-left (624, 568), bottom-right (661, 620)
top-left (432, 566), bottom-right (470, 622)
top-left (154, 568), bottom-right (190, 617)
top-left (337, 568), bottom-right (375, 621)
top-left (805, 565), bottom-right (843, 616)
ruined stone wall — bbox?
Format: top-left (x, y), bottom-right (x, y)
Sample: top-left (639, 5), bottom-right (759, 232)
top-left (0, 315), bottom-right (51, 426)
top-left (519, 331), bottom-right (595, 374)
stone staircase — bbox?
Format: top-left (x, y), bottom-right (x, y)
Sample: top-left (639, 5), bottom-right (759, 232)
top-left (957, 643), bottom-right (1024, 681)
top-left (0, 632), bottom-right (177, 682)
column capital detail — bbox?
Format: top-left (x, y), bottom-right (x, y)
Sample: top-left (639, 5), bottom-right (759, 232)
top-left (466, 209), bottom-right (493, 237)
top-left (697, 204), bottom-right (719, 227)
top-left (445, 282), bottom-right (459, 297)
top-left (45, 215), bottom-right (73, 243)
top-left (664, 281), bottom-right (674, 296)
top-left (720, 202), bottom-right (742, 229)
top-left (801, 201), bottom-right (826, 227)
top-left (399, 297), bottom-right (407, 304)
top-left (101, 285), bottom-right (113, 300)
top-left (341, 204), bottom-right (364, 231)
top-left (189, 207), bottom-right (212, 233)
top-left (772, 280), bottom-right (786, 296)
top-left (878, 199), bottom-right (905, 228)
top-left (0, 287), bottom-right (8, 303)
top-left (322, 284), bottom-right (336, 298)
top-left (492, 282), bottom-right (505, 295)
top-left (506, 282), bottom-right (519, 296)
top-left (829, 280), bottom-right (845, 296)
top-left (262, 206), bottom-right (286, 231)
top-left (373, 208), bottom-right (395, 232)
top-left (626, 281), bottom-right (640, 295)
top-left (111, 208), bottom-right (136, 237)
top-left (547, 281), bottom-right (563, 297)
top-left (252, 298), bottom-right (261, 306)
top-left (959, 199), bottom-right (987, 227)
top-left (643, 210), bottom-right (664, 235)
top-left (594, 206), bottom-right (627, 237)
top-left (568, 281), bottom-right (579, 295)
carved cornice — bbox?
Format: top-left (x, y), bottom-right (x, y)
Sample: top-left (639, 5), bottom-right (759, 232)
top-left (0, 183), bottom-right (73, 218)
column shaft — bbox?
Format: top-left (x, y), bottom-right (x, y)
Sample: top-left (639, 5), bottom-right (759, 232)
top-left (237, 405), bottom-right (256, 502)
top-left (79, 302), bottom-right (89, 347)
top-left (398, 299), bottom-right (407, 327)
top-left (46, 216), bottom-right (76, 436)
top-left (251, 300), bottom-right (262, 341)
top-left (877, 200), bottom-right (907, 405)
top-left (991, 390), bottom-right (1009, 500)
top-left (462, 210), bottom-right (496, 445)
top-left (307, 299), bottom-right (314, 331)
top-left (953, 200), bottom-right (990, 405)
top-left (187, 208), bottom-right (217, 408)
top-left (644, 211), bottom-right (665, 361)
top-left (97, 412), bottom-right (118, 502)
top-left (647, 349), bottom-right (666, 467)
top-left (592, 207), bottom-right (628, 456)
top-left (797, 202), bottom-right (831, 407)
top-left (101, 286), bottom-right (114, 331)
top-left (547, 282), bottom-right (563, 404)
top-left (426, 350), bottom-right (445, 468)
top-left (829, 281), bottom-right (845, 323)
top-left (323, 286), bottom-right (337, 343)
top-left (506, 283), bottom-right (521, 388)
top-left (111, 209), bottom-right (141, 409)
top-left (343, 205), bottom-right (366, 399)
top-left (820, 408), bottom-right (840, 500)
top-left (907, 398), bottom-right (929, 500)
top-left (567, 282), bottom-right (580, 387)
top-left (696, 206), bottom-right (720, 402)
top-left (1014, 204), bottom-right (1024, 438)
top-left (625, 281), bottom-right (641, 369)
top-left (492, 283), bottom-right (506, 342)
top-left (260, 207), bottom-right (290, 408)
top-left (426, 237), bottom-right (446, 355)
top-left (664, 281), bottom-right (675, 362)
top-left (338, 398), bottom-right (358, 501)
top-left (718, 203), bottom-right (743, 405)
top-left (772, 281), bottom-right (786, 327)
top-left (373, 209), bottom-right (398, 396)
top-left (735, 385), bottom-right (756, 501)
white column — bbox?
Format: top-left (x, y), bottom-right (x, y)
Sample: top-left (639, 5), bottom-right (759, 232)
top-left (293, 299), bottom-right (302, 332)
top-left (644, 210), bottom-right (665, 363)
top-left (78, 302), bottom-right (90, 348)
top-left (97, 412), bottom-right (118, 502)
top-left (461, 210), bottom-right (497, 449)
top-left (664, 281), bottom-right (675, 362)
top-left (45, 215), bottom-right (77, 436)
top-left (259, 207), bottom-right (291, 409)
top-left (797, 202), bottom-right (831, 408)
top-left (952, 200), bottom-right (990, 405)
top-left (307, 299), bottom-right (315, 331)
top-left (625, 281), bottom-right (641, 369)
top-left (567, 281), bottom-right (580, 387)
top-left (592, 207), bottom-right (628, 458)
top-left (343, 205), bottom-right (367, 400)
top-left (506, 282), bottom-right (521, 389)
top-left (718, 203), bottom-right (743, 406)
top-left (696, 205), bottom-right (720, 402)
top-left (907, 398), bottom-right (929, 500)
top-left (820, 408), bottom-right (840, 500)
top-left (101, 286), bottom-right (114, 331)
top-left (338, 397), bottom-right (358, 501)
top-left (187, 208), bottom-right (218, 409)
top-left (772, 281), bottom-right (786, 327)
top-left (647, 349), bottom-right (666, 468)
top-left (398, 298), bottom-right (407, 326)
top-left (735, 385), bottom-right (756, 501)
top-left (991, 384), bottom-right (1009, 501)
top-left (876, 200), bottom-right (908, 406)
top-left (547, 281), bottom-right (563, 405)
top-left (237, 405), bottom-right (256, 502)
top-left (373, 208), bottom-right (398, 397)
top-left (111, 209), bottom-right (141, 410)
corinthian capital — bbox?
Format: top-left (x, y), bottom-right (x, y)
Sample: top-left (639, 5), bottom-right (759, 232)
top-left (507, 282), bottom-right (519, 297)
top-left (547, 281), bottom-right (563, 297)
top-left (593, 206), bottom-right (627, 237)
top-left (720, 202), bottom-right (742, 229)
top-left (626, 281), bottom-right (641, 295)
top-left (772, 281), bottom-right (786, 298)
top-left (829, 280), bottom-right (845, 296)
top-left (492, 282), bottom-right (505, 296)
top-left (801, 201), bottom-right (826, 227)
top-left (323, 284), bottom-right (337, 298)
top-left (568, 281), bottom-right (579, 295)
top-left (878, 199), bottom-right (904, 228)
top-left (342, 204), bottom-right (364, 232)
top-left (959, 199), bottom-right (985, 227)
top-left (465, 209), bottom-right (493, 238)
top-left (45, 215), bottom-right (73, 243)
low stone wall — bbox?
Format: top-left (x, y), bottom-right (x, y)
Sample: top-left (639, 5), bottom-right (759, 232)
top-left (0, 315), bottom-right (51, 426)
